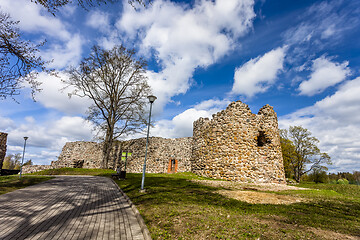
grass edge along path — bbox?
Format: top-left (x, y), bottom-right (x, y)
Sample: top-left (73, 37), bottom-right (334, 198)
top-left (115, 172), bottom-right (360, 240)
top-left (0, 175), bottom-right (54, 195)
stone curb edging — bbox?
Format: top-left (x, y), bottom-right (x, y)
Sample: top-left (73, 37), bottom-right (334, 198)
top-left (110, 178), bottom-right (152, 240)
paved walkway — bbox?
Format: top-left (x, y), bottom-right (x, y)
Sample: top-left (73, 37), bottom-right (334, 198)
top-left (0, 176), bottom-right (145, 240)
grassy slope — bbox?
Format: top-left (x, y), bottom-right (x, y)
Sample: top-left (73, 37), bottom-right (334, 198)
top-left (116, 172), bottom-right (360, 240)
top-left (0, 175), bottom-right (54, 195)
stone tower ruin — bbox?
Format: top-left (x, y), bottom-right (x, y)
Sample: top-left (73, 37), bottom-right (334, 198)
top-left (191, 101), bottom-right (285, 183)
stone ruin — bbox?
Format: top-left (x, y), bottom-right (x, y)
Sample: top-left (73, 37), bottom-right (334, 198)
top-left (0, 132), bottom-right (7, 170)
top-left (23, 100), bottom-right (286, 184)
top-left (192, 101), bottom-right (285, 183)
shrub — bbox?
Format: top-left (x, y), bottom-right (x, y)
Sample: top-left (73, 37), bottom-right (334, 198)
top-left (330, 180), bottom-right (337, 184)
top-left (337, 178), bottom-right (349, 184)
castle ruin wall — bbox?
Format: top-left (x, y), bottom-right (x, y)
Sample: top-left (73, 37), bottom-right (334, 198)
top-left (191, 101), bottom-right (286, 184)
top-left (52, 137), bottom-right (193, 173)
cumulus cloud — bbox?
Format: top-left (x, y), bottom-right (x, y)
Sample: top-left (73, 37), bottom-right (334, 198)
top-left (34, 72), bottom-right (92, 115)
top-left (5, 116), bottom-right (94, 164)
top-left (298, 56), bottom-right (350, 96)
top-left (280, 77), bottom-right (360, 172)
top-left (117, 0), bottom-right (256, 110)
top-left (1, 0), bottom-right (84, 69)
top-left (42, 34), bottom-right (84, 69)
top-left (149, 98), bottom-right (230, 138)
top-left (0, 0), bottom-right (71, 40)
top-left (86, 10), bottom-right (110, 33)
top-left (231, 46), bottom-right (286, 97)
top-left (0, 116), bottom-right (15, 130)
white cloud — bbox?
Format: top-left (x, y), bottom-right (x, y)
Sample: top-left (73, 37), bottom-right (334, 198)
top-left (86, 10), bottom-right (110, 32)
top-left (117, 0), bottom-right (256, 110)
top-left (231, 46), bottom-right (286, 97)
top-left (42, 34), bottom-right (84, 69)
top-left (298, 56), bottom-right (350, 96)
top-left (150, 98), bottom-right (230, 138)
top-left (1, 0), bottom-right (84, 69)
top-left (5, 115), bottom-right (94, 164)
top-left (280, 77), bottom-right (360, 172)
top-left (34, 72), bottom-right (92, 115)
top-left (0, 116), bottom-right (15, 130)
top-left (0, 0), bottom-right (71, 40)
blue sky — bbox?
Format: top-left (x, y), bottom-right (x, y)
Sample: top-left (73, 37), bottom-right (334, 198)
top-left (0, 0), bottom-right (359, 173)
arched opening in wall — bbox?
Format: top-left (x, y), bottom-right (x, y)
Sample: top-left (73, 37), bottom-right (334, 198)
top-left (257, 131), bottom-right (271, 147)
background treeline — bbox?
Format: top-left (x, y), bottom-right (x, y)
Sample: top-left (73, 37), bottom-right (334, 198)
top-left (304, 170), bottom-right (360, 185)
top-left (2, 154), bottom-right (33, 170)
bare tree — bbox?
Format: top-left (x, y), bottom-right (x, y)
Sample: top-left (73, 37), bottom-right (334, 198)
top-left (280, 126), bottom-right (332, 182)
top-left (66, 45), bottom-right (151, 168)
top-left (0, 12), bottom-right (48, 99)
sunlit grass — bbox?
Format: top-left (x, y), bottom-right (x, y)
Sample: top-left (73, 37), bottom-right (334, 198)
top-left (0, 175), bottom-right (54, 195)
top-left (116, 172), bottom-right (360, 240)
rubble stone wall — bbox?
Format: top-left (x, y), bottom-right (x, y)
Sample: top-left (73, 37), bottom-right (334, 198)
top-left (52, 142), bottom-right (103, 169)
top-left (0, 132), bottom-right (7, 170)
top-left (52, 137), bottom-right (193, 173)
top-left (22, 165), bottom-right (52, 174)
top-left (191, 101), bottom-right (286, 184)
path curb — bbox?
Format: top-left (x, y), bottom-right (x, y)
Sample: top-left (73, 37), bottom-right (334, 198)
top-left (110, 179), bottom-right (152, 240)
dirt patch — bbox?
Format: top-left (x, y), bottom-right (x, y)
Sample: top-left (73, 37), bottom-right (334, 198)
top-left (218, 190), bottom-right (304, 204)
top-left (191, 179), bottom-right (309, 204)
top-left (190, 179), bottom-right (308, 191)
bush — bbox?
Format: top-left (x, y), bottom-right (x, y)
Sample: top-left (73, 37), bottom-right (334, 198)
top-left (330, 180), bottom-right (337, 184)
top-left (337, 178), bottom-right (349, 185)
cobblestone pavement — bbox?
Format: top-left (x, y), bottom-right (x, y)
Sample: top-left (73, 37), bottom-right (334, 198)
top-left (0, 176), bottom-right (145, 240)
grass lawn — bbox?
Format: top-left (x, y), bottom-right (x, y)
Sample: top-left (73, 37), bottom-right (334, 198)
top-left (0, 175), bottom-right (54, 195)
top-left (28, 167), bottom-right (116, 176)
top-left (116, 172), bottom-right (360, 240)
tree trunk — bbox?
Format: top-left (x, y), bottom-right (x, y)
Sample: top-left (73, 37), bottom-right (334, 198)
top-left (102, 126), bottom-right (114, 169)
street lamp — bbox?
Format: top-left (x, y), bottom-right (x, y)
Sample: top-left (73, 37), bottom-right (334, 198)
top-left (19, 136), bottom-right (28, 178)
top-left (140, 95), bottom-right (157, 191)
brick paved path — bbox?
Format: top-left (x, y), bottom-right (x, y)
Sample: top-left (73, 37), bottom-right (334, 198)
top-left (0, 176), bottom-right (145, 240)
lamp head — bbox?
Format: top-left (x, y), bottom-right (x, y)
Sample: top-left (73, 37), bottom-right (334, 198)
top-left (147, 95), bottom-right (157, 103)
top-left (24, 136), bottom-right (29, 141)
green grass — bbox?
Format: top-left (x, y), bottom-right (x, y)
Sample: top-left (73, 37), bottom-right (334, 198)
top-left (296, 182), bottom-right (360, 199)
top-left (116, 172), bottom-right (360, 240)
top-left (28, 167), bottom-right (116, 176)
top-left (0, 175), bottom-right (54, 195)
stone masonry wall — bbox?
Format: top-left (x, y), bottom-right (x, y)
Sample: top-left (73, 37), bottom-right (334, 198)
top-left (0, 132), bottom-right (7, 170)
top-left (53, 142), bottom-right (103, 169)
top-left (52, 137), bottom-right (193, 173)
top-left (191, 101), bottom-right (286, 184)
top-left (22, 165), bottom-right (52, 174)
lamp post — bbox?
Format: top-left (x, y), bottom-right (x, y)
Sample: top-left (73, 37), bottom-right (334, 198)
top-left (19, 136), bottom-right (28, 178)
top-left (140, 95), bottom-right (157, 191)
